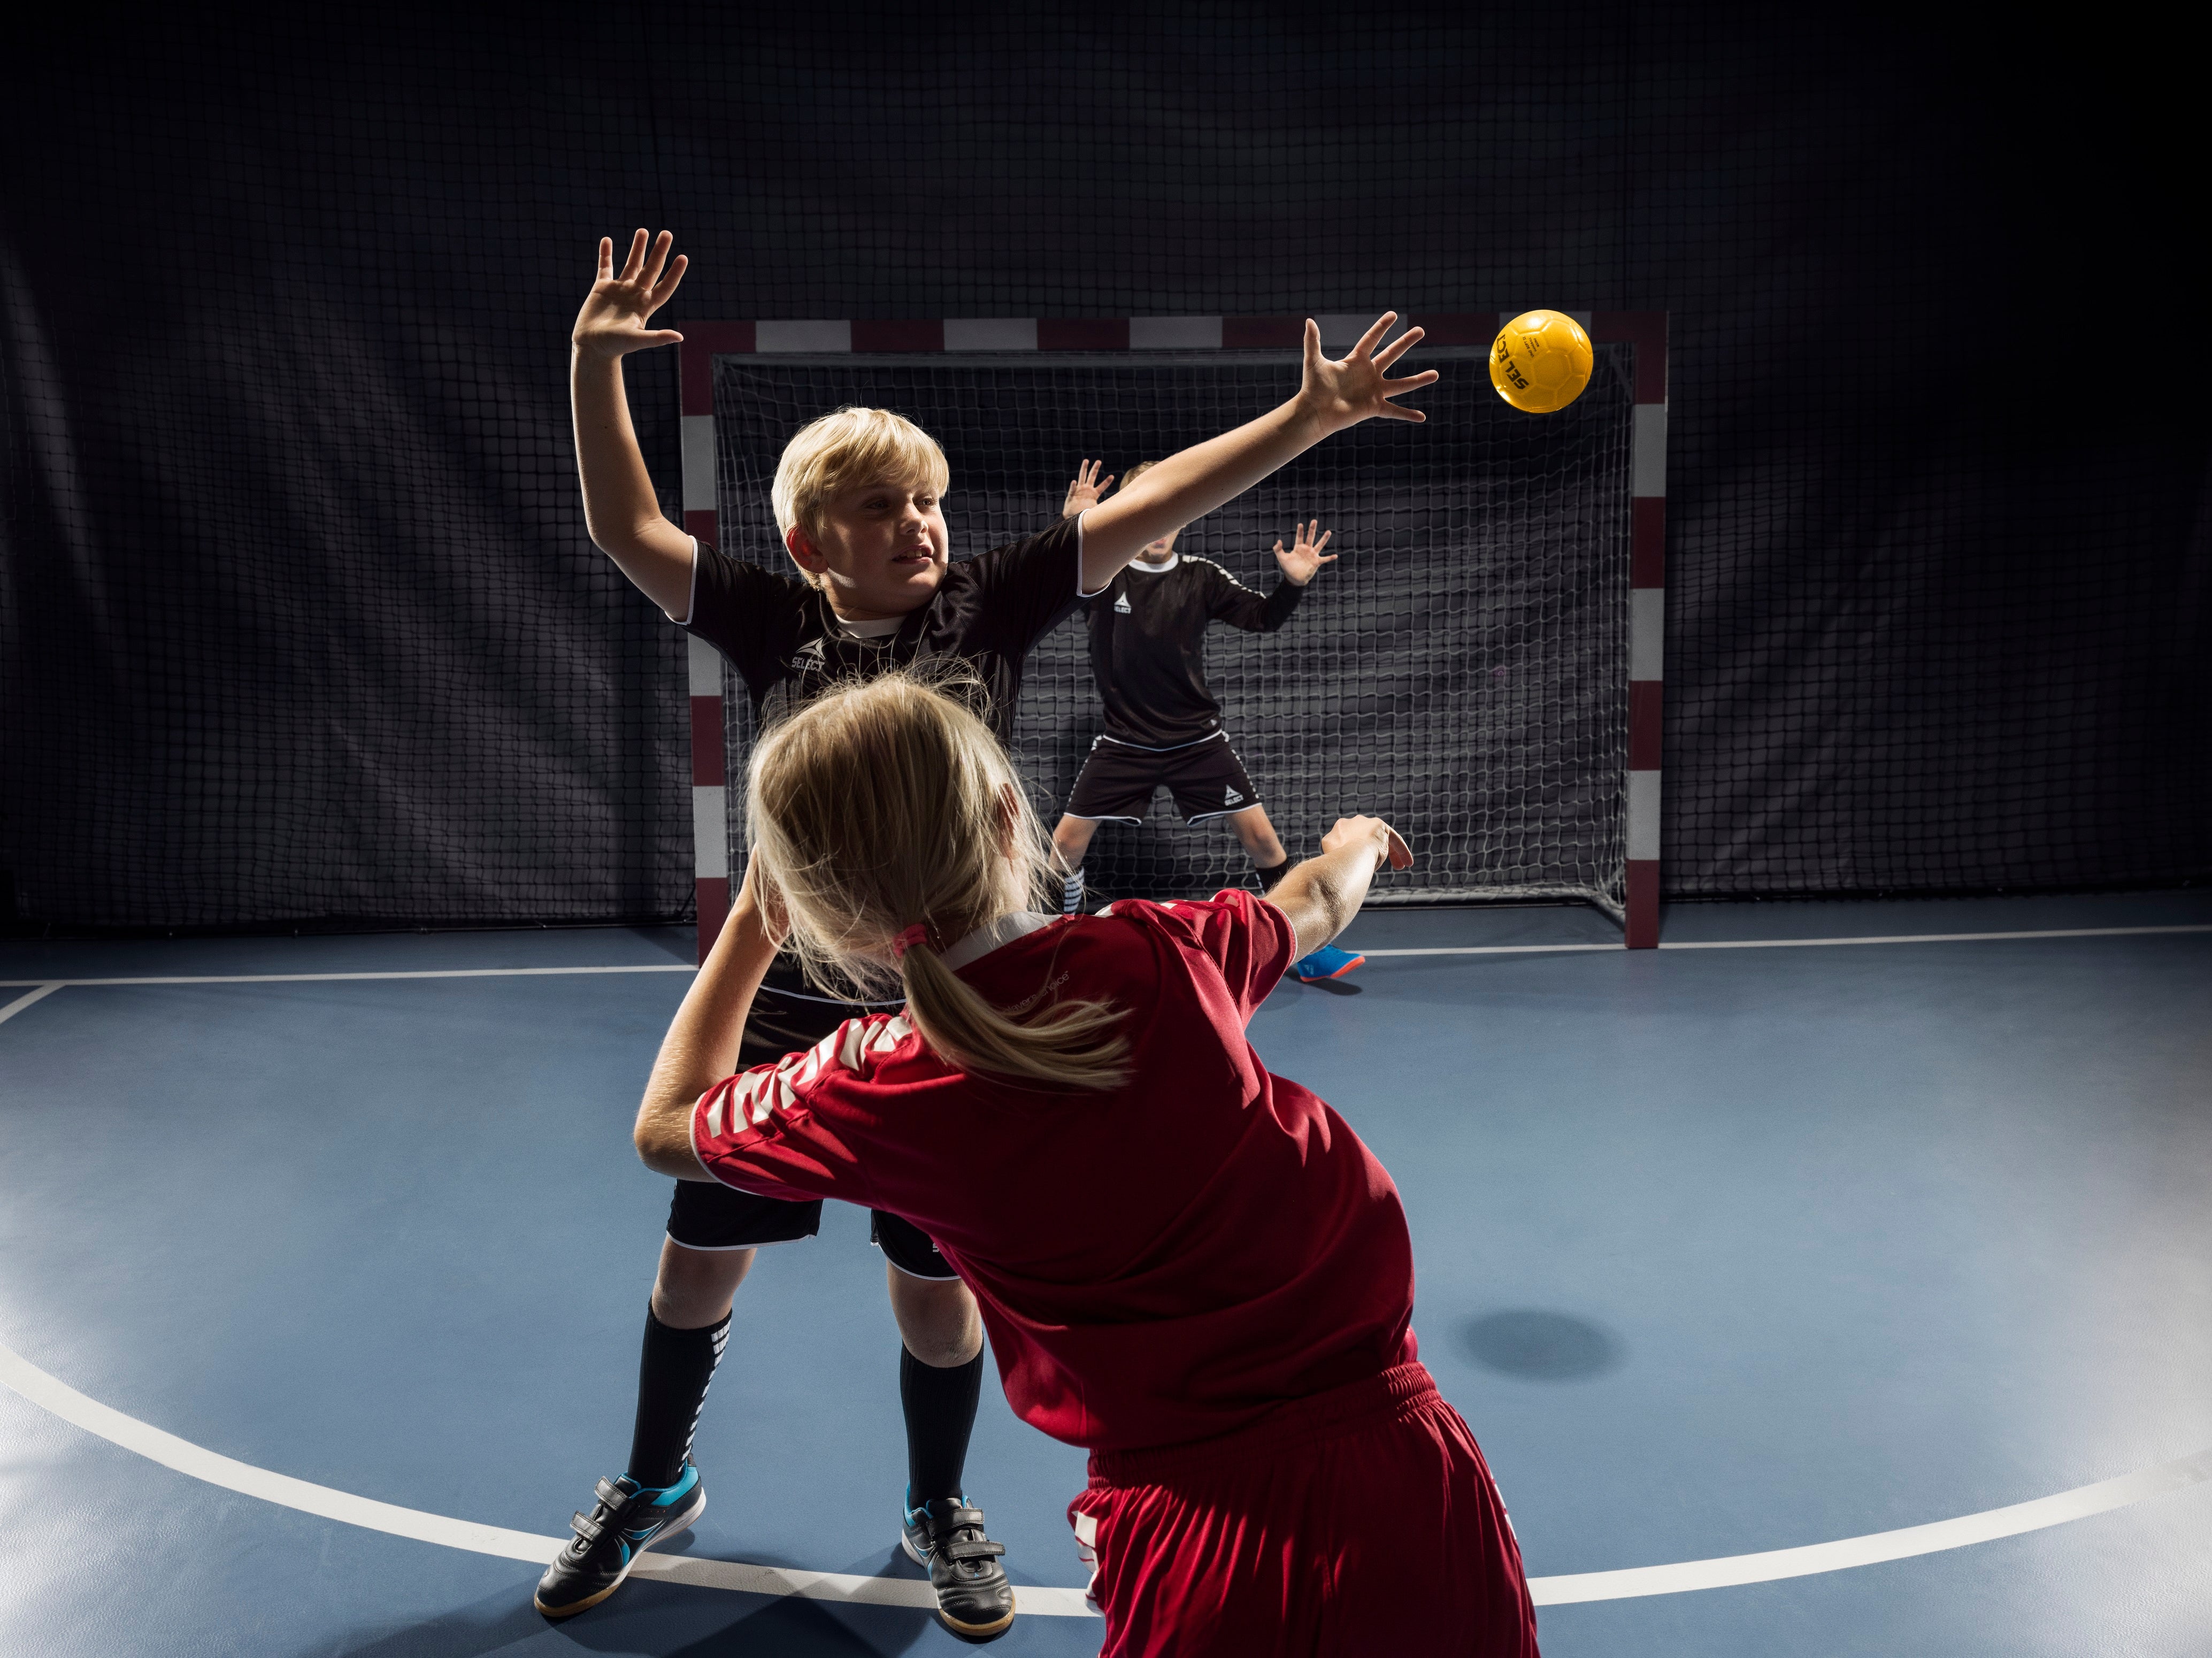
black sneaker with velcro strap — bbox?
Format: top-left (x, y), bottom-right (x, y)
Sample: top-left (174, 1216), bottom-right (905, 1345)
top-left (533, 1464), bottom-right (705, 1618)
top-left (900, 1494), bottom-right (1016, 1639)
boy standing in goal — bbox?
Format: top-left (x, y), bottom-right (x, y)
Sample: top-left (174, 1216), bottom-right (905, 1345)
top-left (547, 228), bottom-right (1433, 1635)
top-left (1053, 462), bottom-right (1365, 982)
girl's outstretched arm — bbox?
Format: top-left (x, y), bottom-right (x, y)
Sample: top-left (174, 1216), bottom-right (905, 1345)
top-left (1265, 815), bottom-right (1411, 960)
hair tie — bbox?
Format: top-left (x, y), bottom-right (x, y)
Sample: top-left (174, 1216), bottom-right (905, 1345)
top-left (891, 923), bottom-right (932, 961)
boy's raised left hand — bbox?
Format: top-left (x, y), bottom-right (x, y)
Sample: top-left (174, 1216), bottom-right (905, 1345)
top-left (1294, 313), bottom-right (1437, 437)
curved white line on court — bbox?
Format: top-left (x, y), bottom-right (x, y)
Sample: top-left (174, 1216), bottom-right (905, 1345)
top-left (1529, 1447), bottom-right (2212, 1603)
top-left (5, 1342), bottom-right (2207, 1611)
top-left (0, 1341), bottom-right (1092, 1617)
top-left (0, 982), bottom-right (63, 1024)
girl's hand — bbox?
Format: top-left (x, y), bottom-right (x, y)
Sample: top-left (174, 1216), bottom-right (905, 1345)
top-left (1320, 815), bottom-right (1413, 871)
top-left (1294, 313), bottom-right (1437, 436)
top-left (574, 229), bottom-right (689, 362)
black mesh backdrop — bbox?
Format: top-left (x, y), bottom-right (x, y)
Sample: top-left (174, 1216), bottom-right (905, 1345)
top-left (712, 349), bottom-right (1632, 909)
top-left (2, 9), bottom-right (2205, 931)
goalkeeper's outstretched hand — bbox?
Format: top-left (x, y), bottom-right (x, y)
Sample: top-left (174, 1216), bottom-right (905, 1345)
top-left (575, 229), bottom-right (689, 361)
top-left (1062, 459), bottom-right (1117, 520)
top-left (1294, 312), bottom-right (1436, 437)
top-left (1273, 520), bottom-right (1337, 585)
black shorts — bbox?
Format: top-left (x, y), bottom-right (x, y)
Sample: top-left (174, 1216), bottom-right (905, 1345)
top-left (665, 978), bottom-right (956, 1281)
top-left (1063, 732), bottom-right (1260, 824)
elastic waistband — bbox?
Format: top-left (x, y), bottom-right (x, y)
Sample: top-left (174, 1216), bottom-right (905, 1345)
top-left (1087, 1362), bottom-right (1439, 1485)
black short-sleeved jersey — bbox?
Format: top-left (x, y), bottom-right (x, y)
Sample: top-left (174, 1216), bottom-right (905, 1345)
top-left (1086, 554), bottom-right (1303, 747)
top-left (679, 516), bottom-right (1086, 1042)
top-left (683, 515), bottom-right (1084, 747)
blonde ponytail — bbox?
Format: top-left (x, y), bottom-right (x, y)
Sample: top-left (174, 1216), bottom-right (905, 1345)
top-left (747, 670), bottom-right (1130, 1091)
top-left (898, 943), bottom-right (1128, 1091)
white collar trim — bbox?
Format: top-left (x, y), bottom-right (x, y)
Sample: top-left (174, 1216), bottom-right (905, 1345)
top-left (1127, 553), bottom-right (1179, 573)
top-left (939, 911), bottom-right (1055, 971)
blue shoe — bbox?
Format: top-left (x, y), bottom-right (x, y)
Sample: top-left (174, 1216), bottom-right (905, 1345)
top-left (1293, 943), bottom-right (1365, 982)
top-left (534, 1464), bottom-right (704, 1617)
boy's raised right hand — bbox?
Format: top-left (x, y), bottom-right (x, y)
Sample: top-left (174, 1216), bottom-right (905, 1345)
top-left (1294, 313), bottom-right (1436, 438)
top-left (574, 229), bottom-right (689, 360)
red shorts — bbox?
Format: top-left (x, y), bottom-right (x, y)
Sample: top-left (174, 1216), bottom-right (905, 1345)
top-left (1069, 1362), bottom-right (1539, 1657)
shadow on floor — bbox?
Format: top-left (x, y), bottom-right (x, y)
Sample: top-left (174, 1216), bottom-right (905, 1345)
top-left (327, 1567), bottom-right (937, 1658)
top-left (1458, 1309), bottom-right (1626, 1381)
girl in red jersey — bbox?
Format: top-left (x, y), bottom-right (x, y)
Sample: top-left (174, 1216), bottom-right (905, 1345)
top-left (631, 671), bottom-right (1539, 1656)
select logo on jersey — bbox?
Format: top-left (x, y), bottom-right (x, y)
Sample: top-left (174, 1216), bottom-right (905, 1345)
top-left (1224, 786), bottom-right (1244, 805)
top-left (1113, 593), bottom-right (1133, 614)
top-left (790, 638), bottom-right (827, 670)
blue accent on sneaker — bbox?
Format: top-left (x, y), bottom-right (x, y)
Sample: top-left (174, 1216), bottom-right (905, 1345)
top-left (624, 1463), bottom-right (699, 1508)
top-left (535, 1462), bottom-right (707, 1618)
top-left (903, 1484), bottom-right (966, 1538)
top-left (1293, 943), bottom-right (1366, 982)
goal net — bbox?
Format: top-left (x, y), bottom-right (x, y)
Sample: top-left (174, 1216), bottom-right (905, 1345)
top-left (711, 345), bottom-right (1635, 914)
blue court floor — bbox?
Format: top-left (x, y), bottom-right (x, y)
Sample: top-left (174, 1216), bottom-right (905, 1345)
top-left (3, 891), bottom-right (2209, 1656)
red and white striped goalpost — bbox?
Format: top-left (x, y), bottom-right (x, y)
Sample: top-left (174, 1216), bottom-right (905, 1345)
top-left (676, 313), bottom-right (1667, 961)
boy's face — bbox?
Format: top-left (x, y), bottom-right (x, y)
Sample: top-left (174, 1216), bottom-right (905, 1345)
top-left (1134, 526), bottom-right (1182, 565)
top-left (786, 476), bottom-right (950, 617)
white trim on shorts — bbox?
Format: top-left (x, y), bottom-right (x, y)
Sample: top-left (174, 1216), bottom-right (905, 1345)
top-left (1093, 729), bottom-right (1230, 754)
top-left (880, 1250), bottom-right (962, 1283)
top-left (664, 1233), bottom-right (804, 1253)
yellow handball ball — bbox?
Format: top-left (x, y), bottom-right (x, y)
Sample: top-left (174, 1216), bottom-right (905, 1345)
top-left (1490, 310), bottom-right (1595, 413)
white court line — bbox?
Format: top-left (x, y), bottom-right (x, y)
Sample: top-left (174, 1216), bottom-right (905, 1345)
top-left (4, 1341), bottom-right (2207, 1612)
top-left (0, 964), bottom-right (697, 988)
top-left (1532, 1446), bottom-right (2212, 1602)
top-left (1360, 923), bottom-right (2212, 959)
top-left (0, 983), bottom-right (63, 1024)
top-left (1661, 923), bottom-right (2212, 951)
top-left (0, 1341), bottom-right (1090, 1617)
top-left (2, 923), bottom-right (2206, 986)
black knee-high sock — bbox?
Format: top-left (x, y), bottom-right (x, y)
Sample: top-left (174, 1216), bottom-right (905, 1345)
top-left (901, 1347), bottom-right (984, 1507)
top-left (1255, 855), bottom-right (1292, 892)
top-left (627, 1306), bottom-right (730, 1488)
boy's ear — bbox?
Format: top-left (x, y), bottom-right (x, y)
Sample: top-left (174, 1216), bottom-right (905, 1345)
top-left (785, 524), bottom-right (826, 573)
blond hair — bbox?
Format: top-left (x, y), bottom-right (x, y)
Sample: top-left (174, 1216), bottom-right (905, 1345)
top-left (771, 408), bottom-right (950, 591)
top-left (747, 671), bottom-right (1130, 1091)
top-left (1120, 459), bottom-right (1158, 486)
